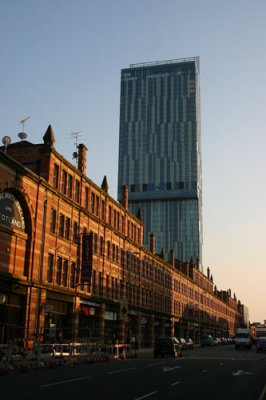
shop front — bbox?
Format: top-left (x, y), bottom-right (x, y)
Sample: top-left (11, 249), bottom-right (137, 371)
top-left (43, 295), bottom-right (73, 343)
top-left (79, 300), bottom-right (100, 341)
top-left (0, 290), bottom-right (26, 344)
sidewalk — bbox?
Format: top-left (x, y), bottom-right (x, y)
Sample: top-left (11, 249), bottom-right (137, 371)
top-left (135, 347), bottom-right (153, 358)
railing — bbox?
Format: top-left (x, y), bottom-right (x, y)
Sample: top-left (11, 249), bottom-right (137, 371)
top-left (0, 341), bottom-right (132, 374)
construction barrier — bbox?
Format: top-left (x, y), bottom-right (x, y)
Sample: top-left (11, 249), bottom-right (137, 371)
top-left (0, 341), bottom-right (135, 373)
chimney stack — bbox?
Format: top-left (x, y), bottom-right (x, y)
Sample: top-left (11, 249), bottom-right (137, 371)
top-left (78, 143), bottom-right (87, 174)
top-left (150, 233), bottom-right (156, 254)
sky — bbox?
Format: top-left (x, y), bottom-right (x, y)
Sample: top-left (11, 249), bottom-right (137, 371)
top-left (1, 0), bottom-right (265, 323)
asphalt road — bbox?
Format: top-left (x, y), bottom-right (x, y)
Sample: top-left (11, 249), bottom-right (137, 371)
top-left (1, 344), bottom-right (266, 400)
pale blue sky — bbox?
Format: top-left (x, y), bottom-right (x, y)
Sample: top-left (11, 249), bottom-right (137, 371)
top-left (1, 0), bottom-right (265, 323)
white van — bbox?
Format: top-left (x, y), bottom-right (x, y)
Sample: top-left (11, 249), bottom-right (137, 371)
top-left (235, 328), bottom-right (252, 350)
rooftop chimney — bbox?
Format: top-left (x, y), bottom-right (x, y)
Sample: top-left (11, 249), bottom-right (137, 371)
top-left (78, 143), bottom-right (87, 174)
top-left (150, 233), bottom-right (156, 254)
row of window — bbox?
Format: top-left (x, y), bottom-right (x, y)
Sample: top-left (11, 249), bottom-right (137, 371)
top-left (46, 254), bottom-right (170, 312)
top-left (47, 254), bottom-right (77, 288)
top-left (52, 164), bottom-right (141, 243)
top-left (46, 253), bottom-right (234, 320)
top-left (130, 181), bottom-right (197, 192)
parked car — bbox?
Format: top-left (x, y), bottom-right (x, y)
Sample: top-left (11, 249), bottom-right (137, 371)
top-left (200, 335), bottom-right (214, 347)
top-left (213, 337), bottom-right (222, 346)
top-left (256, 337), bottom-right (266, 353)
top-left (154, 337), bottom-right (182, 358)
top-left (184, 338), bottom-right (194, 349)
top-left (178, 338), bottom-right (186, 349)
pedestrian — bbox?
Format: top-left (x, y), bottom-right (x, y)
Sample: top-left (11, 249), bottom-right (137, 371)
top-left (130, 335), bottom-right (136, 356)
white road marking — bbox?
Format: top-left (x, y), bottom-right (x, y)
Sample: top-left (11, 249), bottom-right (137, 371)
top-left (171, 381), bottom-right (181, 386)
top-left (232, 370), bottom-right (253, 376)
top-left (108, 367), bottom-right (136, 374)
top-left (147, 362), bottom-right (166, 367)
top-left (202, 369), bottom-right (208, 373)
top-left (219, 363), bottom-right (224, 366)
top-left (134, 391), bottom-right (158, 400)
top-left (40, 375), bottom-right (91, 388)
top-left (163, 366), bottom-right (181, 372)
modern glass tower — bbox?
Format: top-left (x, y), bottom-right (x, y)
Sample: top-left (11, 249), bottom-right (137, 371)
top-left (118, 58), bottom-right (202, 267)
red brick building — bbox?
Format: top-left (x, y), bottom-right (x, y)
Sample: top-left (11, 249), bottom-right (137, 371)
top-left (0, 126), bottom-right (243, 347)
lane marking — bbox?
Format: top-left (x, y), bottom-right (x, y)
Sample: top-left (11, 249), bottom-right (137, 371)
top-left (108, 367), bottom-right (136, 374)
top-left (163, 366), bottom-right (181, 372)
top-left (202, 369), bottom-right (208, 373)
top-left (40, 375), bottom-right (91, 388)
top-left (232, 370), bottom-right (253, 376)
top-left (171, 381), bottom-right (181, 386)
top-left (134, 391), bottom-right (158, 400)
top-left (147, 362), bottom-right (166, 367)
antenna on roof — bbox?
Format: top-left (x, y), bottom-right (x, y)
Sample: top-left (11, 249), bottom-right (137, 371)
top-left (18, 116), bottom-right (31, 140)
top-left (69, 130), bottom-right (82, 165)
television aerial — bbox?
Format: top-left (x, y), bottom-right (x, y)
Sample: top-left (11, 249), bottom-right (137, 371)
top-left (69, 130), bottom-right (82, 164)
top-left (18, 116), bottom-right (31, 140)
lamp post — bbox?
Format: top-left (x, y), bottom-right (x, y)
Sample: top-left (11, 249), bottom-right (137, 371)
top-left (127, 250), bottom-right (140, 354)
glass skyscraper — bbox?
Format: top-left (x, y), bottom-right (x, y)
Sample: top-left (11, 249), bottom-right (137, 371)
top-left (118, 58), bottom-right (202, 266)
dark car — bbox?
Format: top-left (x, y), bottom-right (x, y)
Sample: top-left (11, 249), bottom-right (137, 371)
top-left (200, 335), bottom-right (214, 347)
top-left (256, 337), bottom-right (266, 353)
top-left (178, 337), bottom-right (186, 349)
top-left (154, 337), bottom-right (182, 358)
top-left (185, 338), bottom-right (194, 349)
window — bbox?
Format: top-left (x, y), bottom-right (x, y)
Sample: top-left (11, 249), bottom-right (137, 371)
top-left (101, 200), bottom-right (105, 220)
top-left (62, 170), bottom-right (67, 195)
top-left (95, 195), bottom-right (99, 216)
top-left (70, 262), bottom-right (76, 288)
top-left (100, 236), bottom-right (104, 256)
top-left (85, 187), bottom-right (89, 209)
top-left (50, 208), bottom-right (57, 234)
top-left (56, 257), bottom-right (63, 285)
top-left (75, 180), bottom-right (80, 203)
top-left (98, 272), bottom-right (103, 296)
top-left (47, 253), bottom-right (54, 283)
top-left (73, 221), bottom-right (79, 243)
top-left (65, 217), bottom-right (71, 240)
top-left (93, 233), bottom-right (98, 253)
top-left (108, 206), bottom-right (112, 225)
top-left (91, 192), bottom-right (95, 213)
top-left (53, 164), bottom-right (59, 189)
top-left (59, 214), bottom-right (65, 237)
top-left (112, 244), bottom-right (115, 262)
top-left (62, 260), bottom-right (68, 287)
top-left (68, 175), bottom-right (73, 198)
top-left (106, 275), bottom-right (110, 297)
top-left (107, 241), bottom-right (111, 259)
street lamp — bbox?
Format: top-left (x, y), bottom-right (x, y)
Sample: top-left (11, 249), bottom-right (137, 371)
top-left (126, 250), bottom-right (139, 351)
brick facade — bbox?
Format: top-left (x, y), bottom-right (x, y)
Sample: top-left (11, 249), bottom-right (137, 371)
top-left (0, 127), bottom-right (243, 347)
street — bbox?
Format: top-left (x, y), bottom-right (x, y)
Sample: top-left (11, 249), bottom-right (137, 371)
top-left (1, 344), bottom-right (266, 400)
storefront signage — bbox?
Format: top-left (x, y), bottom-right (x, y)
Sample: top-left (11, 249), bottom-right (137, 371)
top-left (81, 233), bottom-right (93, 282)
top-left (80, 300), bottom-right (99, 307)
top-left (0, 191), bottom-right (25, 232)
top-left (104, 311), bottom-right (117, 321)
top-left (80, 304), bottom-right (96, 317)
